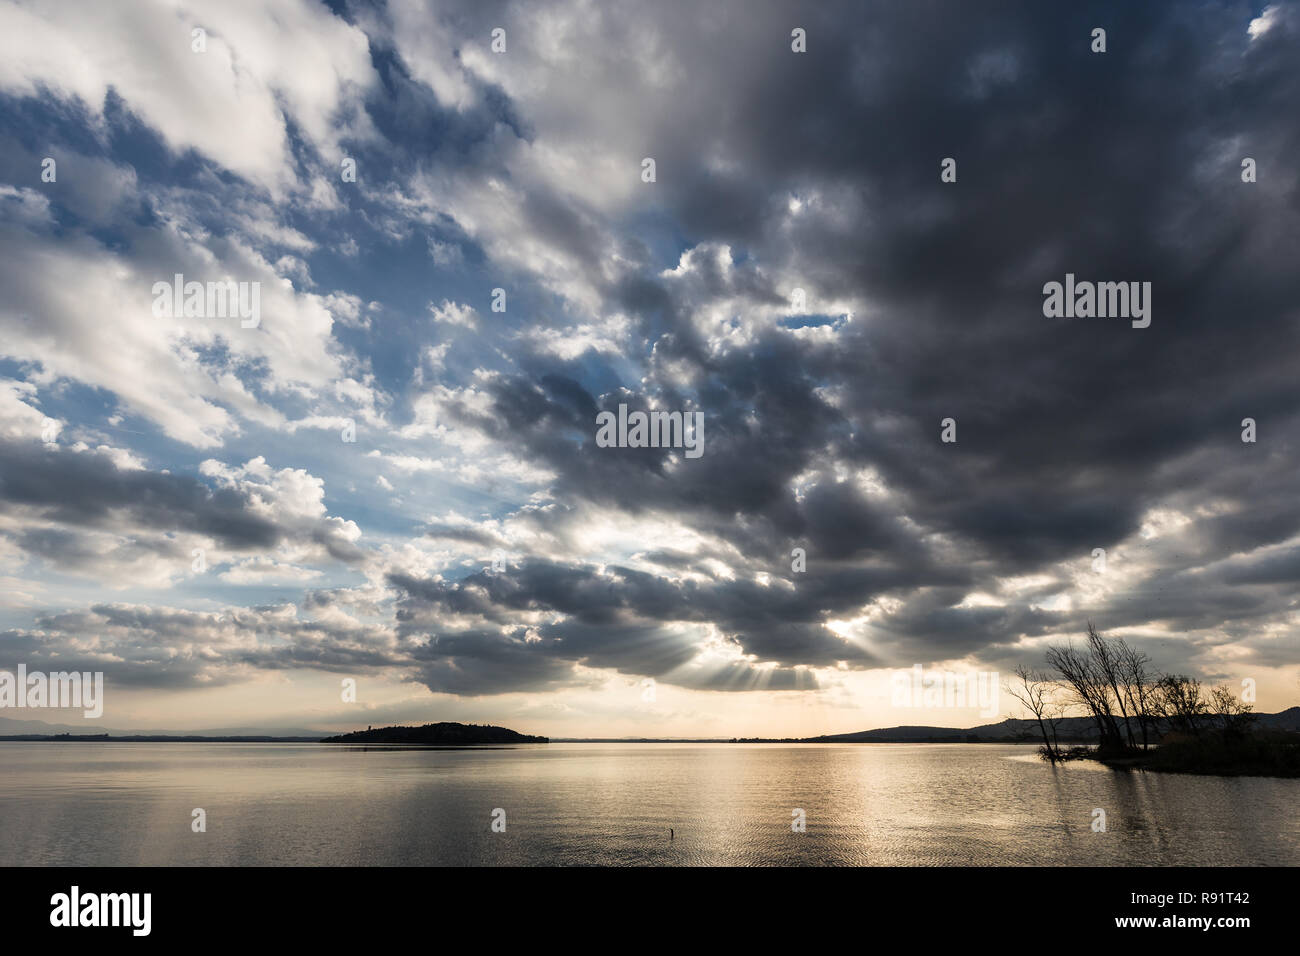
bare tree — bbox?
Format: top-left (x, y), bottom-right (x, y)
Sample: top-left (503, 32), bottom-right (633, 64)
top-left (1044, 693), bottom-right (1066, 754)
top-left (1151, 675), bottom-right (1208, 736)
top-left (1117, 640), bottom-right (1154, 751)
top-left (1039, 627), bottom-right (1264, 764)
top-left (1046, 634), bottom-right (1126, 752)
top-left (1087, 623), bottom-right (1137, 749)
top-left (1006, 665), bottom-right (1062, 762)
top-left (1208, 684), bottom-right (1255, 736)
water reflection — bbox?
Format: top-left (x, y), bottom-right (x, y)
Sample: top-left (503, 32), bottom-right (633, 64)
top-left (0, 742), bottom-right (1295, 866)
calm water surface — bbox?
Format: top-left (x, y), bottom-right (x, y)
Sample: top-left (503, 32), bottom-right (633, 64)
top-left (1, 742), bottom-right (1295, 866)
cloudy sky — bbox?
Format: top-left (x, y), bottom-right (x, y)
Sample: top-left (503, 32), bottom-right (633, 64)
top-left (0, 0), bottom-right (1297, 737)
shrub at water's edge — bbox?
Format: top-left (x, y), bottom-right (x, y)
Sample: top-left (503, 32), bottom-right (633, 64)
top-left (1141, 729), bottom-right (1300, 777)
top-left (1011, 623), bottom-right (1300, 777)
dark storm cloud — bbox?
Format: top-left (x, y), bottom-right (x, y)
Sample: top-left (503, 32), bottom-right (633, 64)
top-left (377, 0), bottom-right (1300, 690)
top-left (1, 603), bottom-right (402, 691)
top-left (423, 521), bottom-right (507, 547)
top-left (0, 439), bottom-right (277, 547)
top-left (410, 628), bottom-right (581, 696)
top-left (390, 561), bottom-right (827, 691)
top-left (7, 0), bottom-right (1295, 701)
top-left (0, 440), bottom-right (364, 566)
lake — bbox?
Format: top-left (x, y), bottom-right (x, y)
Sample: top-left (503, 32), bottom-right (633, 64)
top-left (1, 742), bottom-right (1296, 866)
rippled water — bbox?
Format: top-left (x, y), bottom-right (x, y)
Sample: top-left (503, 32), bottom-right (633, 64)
top-left (1, 742), bottom-right (1296, 865)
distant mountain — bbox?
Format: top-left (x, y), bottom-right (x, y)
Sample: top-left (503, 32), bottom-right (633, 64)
top-left (0, 715), bottom-right (329, 739)
top-left (6, 709), bottom-right (1295, 746)
top-left (803, 716), bottom-right (1111, 743)
top-left (321, 722), bottom-right (548, 744)
top-left (805, 708), bottom-right (1300, 743)
top-left (0, 716), bottom-right (114, 736)
top-left (0, 733), bottom-right (325, 742)
top-left (1260, 706), bottom-right (1300, 731)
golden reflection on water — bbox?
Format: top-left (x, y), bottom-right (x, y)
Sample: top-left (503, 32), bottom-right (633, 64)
top-left (0, 742), bottom-right (1296, 865)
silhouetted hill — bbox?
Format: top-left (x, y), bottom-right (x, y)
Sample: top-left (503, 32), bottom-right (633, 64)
top-left (804, 708), bottom-right (1300, 743)
top-left (804, 717), bottom-right (1099, 743)
top-left (1261, 706), bottom-right (1300, 731)
top-left (320, 722), bottom-right (548, 744)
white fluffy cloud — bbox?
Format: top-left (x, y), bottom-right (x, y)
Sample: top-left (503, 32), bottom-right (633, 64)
top-left (0, 184), bottom-right (360, 446)
top-left (0, 0), bottom-right (378, 198)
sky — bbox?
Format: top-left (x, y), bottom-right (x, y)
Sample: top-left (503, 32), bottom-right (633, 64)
top-left (0, 0), bottom-right (1297, 737)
